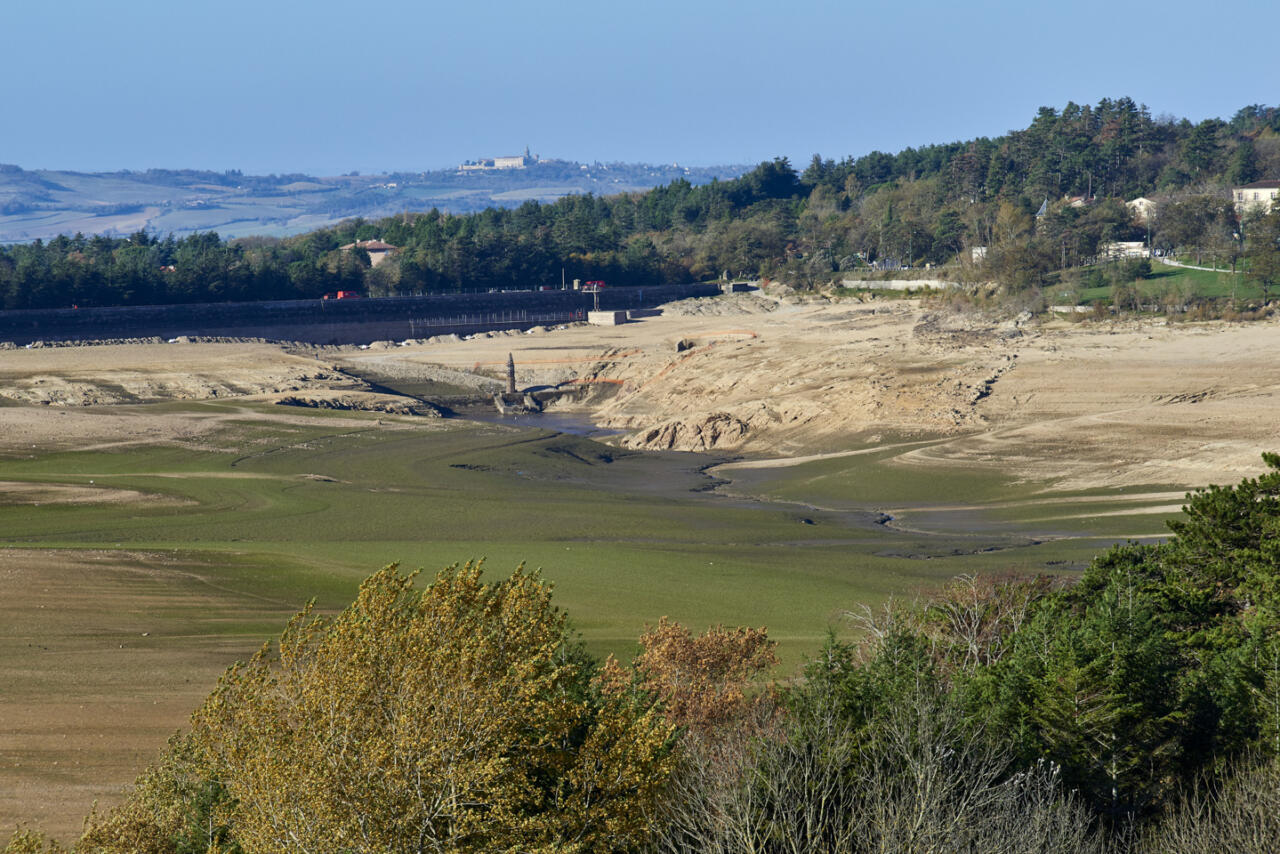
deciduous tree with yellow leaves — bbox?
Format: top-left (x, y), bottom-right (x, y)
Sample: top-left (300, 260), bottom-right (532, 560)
top-left (77, 562), bottom-right (676, 854)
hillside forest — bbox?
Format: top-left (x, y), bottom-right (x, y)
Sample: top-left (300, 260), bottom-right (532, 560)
top-left (3, 98), bottom-right (1280, 311)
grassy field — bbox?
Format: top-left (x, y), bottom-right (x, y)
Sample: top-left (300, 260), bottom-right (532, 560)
top-left (0, 400), bottom-right (1189, 841)
top-left (0, 404), bottom-right (1180, 666)
top-left (1078, 259), bottom-right (1259, 304)
top-left (0, 405), bottom-right (910, 664)
top-left (831, 260), bottom-right (1261, 308)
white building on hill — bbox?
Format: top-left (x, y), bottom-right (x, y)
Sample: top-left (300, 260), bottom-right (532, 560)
top-left (1126, 197), bottom-right (1156, 224)
top-left (1232, 180), bottom-right (1280, 214)
top-left (460, 147), bottom-right (536, 172)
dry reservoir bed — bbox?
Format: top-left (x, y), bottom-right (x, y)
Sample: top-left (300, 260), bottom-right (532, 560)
top-left (2, 293), bottom-right (1280, 842)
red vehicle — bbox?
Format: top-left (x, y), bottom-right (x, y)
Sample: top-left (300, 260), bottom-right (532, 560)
top-left (582, 280), bottom-right (606, 292)
top-left (323, 291), bottom-right (363, 300)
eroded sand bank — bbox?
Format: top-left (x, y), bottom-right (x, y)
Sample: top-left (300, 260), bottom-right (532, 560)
top-left (3, 294), bottom-right (1278, 490)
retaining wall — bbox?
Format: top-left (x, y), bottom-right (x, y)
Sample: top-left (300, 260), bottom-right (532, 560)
top-left (0, 283), bottom-right (719, 346)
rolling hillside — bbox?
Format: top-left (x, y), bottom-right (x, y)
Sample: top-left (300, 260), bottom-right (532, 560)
top-left (0, 159), bottom-right (749, 243)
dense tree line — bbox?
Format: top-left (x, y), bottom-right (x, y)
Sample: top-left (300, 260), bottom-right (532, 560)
top-left (8, 455), bottom-right (1280, 852)
top-left (3, 99), bottom-right (1279, 312)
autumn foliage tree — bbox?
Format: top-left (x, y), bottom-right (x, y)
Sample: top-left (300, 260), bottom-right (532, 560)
top-left (605, 617), bottom-right (778, 736)
top-left (78, 562), bottom-right (676, 854)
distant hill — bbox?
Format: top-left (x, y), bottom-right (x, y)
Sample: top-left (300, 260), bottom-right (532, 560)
top-left (6, 99), bottom-right (1280, 312)
top-left (0, 159), bottom-right (750, 244)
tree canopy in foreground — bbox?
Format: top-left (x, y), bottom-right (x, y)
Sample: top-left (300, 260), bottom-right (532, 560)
top-left (77, 562), bottom-right (679, 854)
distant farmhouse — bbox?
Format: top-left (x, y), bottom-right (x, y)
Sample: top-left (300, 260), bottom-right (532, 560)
top-left (1126, 196), bottom-right (1156, 224)
top-left (339, 239), bottom-right (397, 267)
top-left (460, 147), bottom-right (537, 172)
top-left (1232, 180), bottom-right (1280, 214)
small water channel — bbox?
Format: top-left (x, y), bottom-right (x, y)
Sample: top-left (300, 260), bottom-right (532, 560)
top-left (457, 410), bottom-right (1069, 562)
top-left (350, 367), bottom-right (1120, 570)
top-left (457, 407), bottom-right (628, 440)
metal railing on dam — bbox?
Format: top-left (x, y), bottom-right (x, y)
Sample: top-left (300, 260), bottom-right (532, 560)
top-left (0, 283), bottom-right (721, 346)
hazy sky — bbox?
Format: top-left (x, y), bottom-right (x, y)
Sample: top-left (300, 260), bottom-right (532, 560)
top-left (6, 0), bottom-right (1277, 175)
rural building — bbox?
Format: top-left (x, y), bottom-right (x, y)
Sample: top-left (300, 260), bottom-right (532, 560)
top-left (459, 148), bottom-right (536, 171)
top-left (1101, 241), bottom-right (1148, 260)
top-left (1232, 180), bottom-right (1280, 214)
top-left (1127, 197), bottom-right (1156, 223)
top-left (339, 239), bottom-right (397, 267)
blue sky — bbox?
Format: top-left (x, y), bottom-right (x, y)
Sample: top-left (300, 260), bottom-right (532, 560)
top-left (6, 0), bottom-right (1277, 175)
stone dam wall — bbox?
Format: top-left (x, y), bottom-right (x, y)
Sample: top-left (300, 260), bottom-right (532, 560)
top-left (0, 284), bottom-right (720, 346)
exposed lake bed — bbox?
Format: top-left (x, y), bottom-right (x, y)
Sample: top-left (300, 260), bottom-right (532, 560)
top-left (2, 292), bottom-right (1279, 841)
